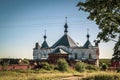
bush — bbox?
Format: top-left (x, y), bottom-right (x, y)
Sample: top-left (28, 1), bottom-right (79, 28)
top-left (101, 63), bottom-right (107, 71)
top-left (22, 59), bottom-right (29, 65)
top-left (57, 58), bottom-right (69, 71)
top-left (86, 65), bottom-right (99, 71)
top-left (41, 62), bottom-right (53, 70)
top-left (75, 62), bottom-right (86, 72)
top-left (117, 67), bottom-right (120, 73)
top-left (99, 59), bottom-right (110, 67)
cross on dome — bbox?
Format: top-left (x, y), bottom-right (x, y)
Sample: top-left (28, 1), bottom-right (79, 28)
top-left (87, 28), bottom-right (90, 40)
top-left (44, 29), bottom-right (47, 41)
top-left (64, 17), bottom-right (68, 35)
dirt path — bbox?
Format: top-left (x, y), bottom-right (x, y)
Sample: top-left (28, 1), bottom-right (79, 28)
top-left (60, 75), bottom-right (84, 80)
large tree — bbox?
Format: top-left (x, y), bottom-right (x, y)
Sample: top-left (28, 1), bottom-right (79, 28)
top-left (77, 0), bottom-right (120, 60)
top-left (77, 0), bottom-right (120, 42)
top-left (112, 37), bottom-right (120, 61)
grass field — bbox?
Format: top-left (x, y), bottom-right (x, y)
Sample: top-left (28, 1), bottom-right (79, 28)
top-left (0, 69), bottom-right (120, 80)
top-left (0, 69), bottom-right (79, 80)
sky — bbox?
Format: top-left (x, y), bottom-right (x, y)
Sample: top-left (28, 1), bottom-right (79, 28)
top-left (0, 0), bottom-right (115, 59)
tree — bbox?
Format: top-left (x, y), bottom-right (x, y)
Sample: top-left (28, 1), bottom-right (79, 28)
top-left (77, 0), bottom-right (120, 42)
top-left (77, 0), bottom-right (120, 60)
top-left (57, 58), bottom-right (69, 71)
top-left (22, 59), bottom-right (29, 65)
top-left (112, 37), bottom-right (120, 61)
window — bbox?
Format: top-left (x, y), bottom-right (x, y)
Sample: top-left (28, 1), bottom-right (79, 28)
top-left (44, 53), bottom-right (46, 57)
top-left (82, 53), bottom-right (84, 58)
top-left (75, 53), bottom-right (77, 59)
top-left (81, 52), bottom-right (85, 60)
top-left (89, 53), bottom-right (92, 59)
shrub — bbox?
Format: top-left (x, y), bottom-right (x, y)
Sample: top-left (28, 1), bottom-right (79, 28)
top-left (41, 62), bottom-right (53, 70)
top-left (75, 62), bottom-right (86, 72)
top-left (86, 65), bottom-right (99, 71)
top-left (22, 59), bottom-right (29, 65)
top-left (57, 58), bottom-right (69, 71)
top-left (99, 59), bottom-right (110, 67)
top-left (117, 67), bottom-right (120, 73)
top-left (101, 63), bottom-right (107, 71)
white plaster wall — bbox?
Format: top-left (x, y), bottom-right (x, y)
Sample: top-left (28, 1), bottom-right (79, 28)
top-left (33, 48), bottom-right (54, 60)
top-left (33, 46), bottom-right (98, 60)
top-left (65, 48), bottom-right (97, 60)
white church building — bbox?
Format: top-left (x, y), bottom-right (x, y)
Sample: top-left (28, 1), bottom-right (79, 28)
top-left (33, 19), bottom-right (100, 66)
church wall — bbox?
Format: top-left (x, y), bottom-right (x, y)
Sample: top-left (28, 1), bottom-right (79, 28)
top-left (33, 48), bottom-right (54, 60)
top-left (62, 47), bottom-right (98, 60)
top-left (33, 46), bottom-right (98, 61)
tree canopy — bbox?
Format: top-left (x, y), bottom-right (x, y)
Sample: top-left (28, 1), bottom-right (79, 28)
top-left (77, 0), bottom-right (120, 42)
top-left (112, 37), bottom-right (120, 61)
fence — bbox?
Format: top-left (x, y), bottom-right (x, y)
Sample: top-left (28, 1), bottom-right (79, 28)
top-left (0, 65), bottom-right (34, 70)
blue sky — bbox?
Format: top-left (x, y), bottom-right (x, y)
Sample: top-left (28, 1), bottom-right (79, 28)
top-left (0, 0), bottom-right (115, 59)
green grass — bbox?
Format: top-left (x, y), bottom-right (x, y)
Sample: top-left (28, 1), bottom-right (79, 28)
top-left (82, 71), bottom-right (120, 80)
top-left (0, 69), bottom-right (120, 80)
top-left (0, 69), bottom-right (77, 80)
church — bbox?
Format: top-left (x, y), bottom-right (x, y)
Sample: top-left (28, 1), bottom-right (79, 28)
top-left (33, 19), bottom-right (100, 66)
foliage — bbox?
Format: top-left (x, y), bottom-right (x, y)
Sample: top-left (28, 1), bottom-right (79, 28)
top-left (101, 63), bottom-right (107, 71)
top-left (86, 65), bottom-right (99, 71)
top-left (112, 38), bottom-right (120, 61)
top-left (0, 59), bottom-right (2, 65)
top-left (77, 0), bottom-right (120, 42)
top-left (41, 62), bottom-right (53, 70)
top-left (22, 59), bottom-right (29, 65)
top-left (117, 68), bottom-right (120, 73)
top-left (75, 62), bottom-right (86, 72)
top-left (57, 58), bottom-right (69, 71)
top-left (99, 59), bottom-right (111, 67)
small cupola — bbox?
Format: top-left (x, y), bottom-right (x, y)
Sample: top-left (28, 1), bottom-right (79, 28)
top-left (87, 28), bottom-right (90, 40)
top-left (34, 42), bottom-right (40, 49)
top-left (41, 30), bottom-right (49, 48)
top-left (64, 17), bottom-right (68, 35)
top-left (83, 29), bottom-right (93, 48)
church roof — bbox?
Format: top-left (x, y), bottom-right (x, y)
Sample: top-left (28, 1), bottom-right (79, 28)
top-left (83, 28), bottom-right (93, 48)
top-left (51, 34), bottom-right (78, 48)
top-left (52, 48), bottom-right (68, 54)
top-left (41, 30), bottom-right (49, 48)
top-left (83, 40), bottom-right (92, 48)
top-left (41, 41), bottom-right (49, 48)
top-left (34, 42), bottom-right (40, 49)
